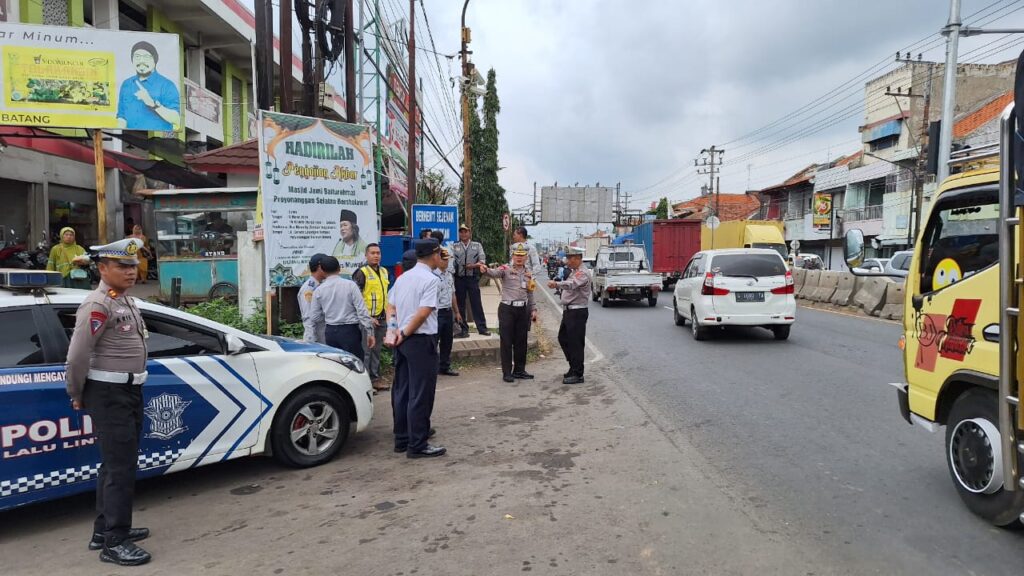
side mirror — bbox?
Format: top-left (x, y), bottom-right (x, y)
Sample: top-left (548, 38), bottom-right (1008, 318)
top-left (225, 334), bottom-right (247, 355)
top-left (843, 229), bottom-right (866, 270)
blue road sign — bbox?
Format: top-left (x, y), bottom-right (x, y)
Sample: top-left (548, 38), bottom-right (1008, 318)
top-left (411, 204), bottom-right (459, 246)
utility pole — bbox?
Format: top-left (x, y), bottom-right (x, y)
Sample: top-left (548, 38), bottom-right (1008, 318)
top-left (695, 146), bottom-right (725, 238)
top-left (937, 0), bottom-right (961, 185)
top-left (406, 0), bottom-right (417, 232)
top-left (460, 0), bottom-right (474, 228)
top-left (344, 0), bottom-right (357, 121)
top-left (279, 0), bottom-right (292, 112)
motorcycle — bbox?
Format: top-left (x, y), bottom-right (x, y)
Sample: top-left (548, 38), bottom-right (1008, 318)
top-left (0, 234), bottom-right (29, 269)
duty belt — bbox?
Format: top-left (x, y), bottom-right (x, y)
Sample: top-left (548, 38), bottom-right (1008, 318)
top-left (564, 304), bottom-right (588, 310)
top-left (88, 369), bottom-right (148, 385)
top-left (502, 300), bottom-right (527, 307)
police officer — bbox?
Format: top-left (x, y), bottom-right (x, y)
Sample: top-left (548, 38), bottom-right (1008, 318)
top-left (299, 253), bottom-right (329, 343)
top-left (435, 247), bottom-right (461, 376)
top-left (451, 224), bottom-right (490, 337)
top-left (309, 256), bottom-right (375, 358)
top-left (66, 238), bottom-right (152, 567)
top-left (548, 247), bottom-right (590, 385)
top-left (480, 243), bottom-right (537, 383)
top-left (352, 244), bottom-right (390, 388)
top-left (386, 239), bottom-right (446, 458)
top-left (509, 227), bottom-right (543, 276)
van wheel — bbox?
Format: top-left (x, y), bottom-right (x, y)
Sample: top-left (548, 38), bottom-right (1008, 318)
top-left (600, 291), bottom-right (609, 308)
top-left (945, 389), bottom-right (1024, 527)
top-left (673, 299), bottom-right (686, 326)
top-left (691, 308), bottom-right (708, 341)
top-left (772, 326), bottom-right (791, 340)
top-left (271, 386), bottom-right (351, 468)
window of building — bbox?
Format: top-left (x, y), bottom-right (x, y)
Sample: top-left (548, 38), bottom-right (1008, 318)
top-left (205, 57), bottom-right (223, 96)
top-left (118, 0), bottom-right (147, 31)
top-left (0, 309), bottom-right (45, 368)
top-left (870, 135), bottom-right (899, 151)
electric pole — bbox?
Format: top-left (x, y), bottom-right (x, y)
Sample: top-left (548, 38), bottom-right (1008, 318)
top-left (696, 145), bottom-right (725, 227)
top-left (344, 0), bottom-right (357, 121)
top-left (937, 0), bottom-right (961, 185)
top-left (406, 0), bottom-right (417, 232)
top-left (890, 53), bottom-right (934, 242)
top-left (460, 0), bottom-right (474, 228)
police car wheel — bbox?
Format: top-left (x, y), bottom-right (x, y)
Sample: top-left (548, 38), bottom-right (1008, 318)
top-left (271, 387), bottom-right (351, 468)
top-left (945, 388), bottom-right (1024, 527)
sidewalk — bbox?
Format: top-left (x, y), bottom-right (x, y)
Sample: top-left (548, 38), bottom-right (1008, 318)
top-left (450, 279), bottom-right (506, 360)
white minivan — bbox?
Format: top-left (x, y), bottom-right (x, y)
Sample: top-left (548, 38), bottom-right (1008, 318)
top-left (672, 248), bottom-right (795, 341)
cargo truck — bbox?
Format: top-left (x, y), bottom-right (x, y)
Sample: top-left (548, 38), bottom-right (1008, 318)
top-left (700, 220), bottom-right (786, 259)
top-left (634, 219), bottom-right (702, 289)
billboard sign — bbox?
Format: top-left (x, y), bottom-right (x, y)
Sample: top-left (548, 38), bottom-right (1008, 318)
top-left (0, 23), bottom-right (182, 131)
top-left (812, 192), bottom-right (833, 228)
top-left (385, 64), bottom-right (409, 201)
top-left (258, 111), bottom-right (377, 287)
top-left (540, 186), bottom-right (615, 223)
top-left (411, 204), bottom-right (458, 245)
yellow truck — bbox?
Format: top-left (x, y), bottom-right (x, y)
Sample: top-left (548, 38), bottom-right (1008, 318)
top-left (701, 220), bottom-right (786, 259)
top-left (843, 95), bottom-right (1024, 526)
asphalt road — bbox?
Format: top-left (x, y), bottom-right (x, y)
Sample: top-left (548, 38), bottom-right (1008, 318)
top-left (577, 290), bottom-right (1024, 575)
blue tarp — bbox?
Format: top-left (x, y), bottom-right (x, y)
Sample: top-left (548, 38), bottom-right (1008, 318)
top-left (613, 234), bottom-right (636, 245)
top-left (863, 118), bottom-right (902, 143)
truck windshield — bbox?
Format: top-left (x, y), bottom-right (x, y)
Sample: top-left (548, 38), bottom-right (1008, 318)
top-left (918, 186), bottom-right (998, 294)
top-left (710, 254), bottom-right (787, 277)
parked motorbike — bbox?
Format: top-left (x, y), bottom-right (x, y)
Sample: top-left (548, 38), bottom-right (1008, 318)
top-left (0, 234), bottom-right (29, 269)
top-left (26, 234), bottom-right (49, 270)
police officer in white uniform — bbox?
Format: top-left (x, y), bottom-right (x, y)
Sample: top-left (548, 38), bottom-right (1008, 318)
top-left (298, 253), bottom-right (328, 343)
top-left (309, 256), bottom-right (375, 358)
top-left (66, 238), bottom-right (153, 567)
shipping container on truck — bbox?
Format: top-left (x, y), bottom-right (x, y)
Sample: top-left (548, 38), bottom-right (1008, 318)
top-left (700, 220), bottom-right (786, 259)
top-left (633, 219), bottom-right (701, 289)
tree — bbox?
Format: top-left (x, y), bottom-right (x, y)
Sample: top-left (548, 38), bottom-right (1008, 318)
top-left (418, 169), bottom-right (458, 205)
top-left (655, 197), bottom-right (669, 219)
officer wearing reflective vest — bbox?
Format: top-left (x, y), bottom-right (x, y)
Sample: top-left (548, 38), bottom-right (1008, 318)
top-left (352, 243), bottom-right (390, 388)
top-left (66, 238), bottom-right (153, 567)
top-left (479, 242), bottom-right (537, 382)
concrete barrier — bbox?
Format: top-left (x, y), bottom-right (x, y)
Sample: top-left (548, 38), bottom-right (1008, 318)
top-left (853, 276), bottom-right (892, 316)
top-left (798, 269), bottom-right (820, 300)
top-left (810, 271), bottom-right (840, 302)
top-left (793, 268), bottom-right (807, 295)
top-left (830, 272), bottom-right (857, 306)
top-left (879, 282), bottom-right (906, 320)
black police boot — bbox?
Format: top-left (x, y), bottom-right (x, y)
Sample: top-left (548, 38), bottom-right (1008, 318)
top-left (502, 374), bottom-right (515, 383)
top-left (512, 371), bottom-right (534, 380)
top-left (100, 540), bottom-right (152, 566)
top-left (408, 444), bottom-right (447, 458)
top-left (89, 527), bottom-right (150, 550)
top-left (562, 375), bottom-right (584, 385)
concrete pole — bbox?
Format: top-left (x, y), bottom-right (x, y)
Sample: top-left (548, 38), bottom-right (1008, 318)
top-left (461, 0), bottom-right (473, 229)
top-left (344, 0), bottom-right (357, 121)
top-left (936, 0), bottom-right (961, 185)
top-left (406, 0), bottom-right (416, 231)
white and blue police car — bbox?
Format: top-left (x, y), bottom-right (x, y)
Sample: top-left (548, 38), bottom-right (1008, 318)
top-left (0, 270), bottom-right (373, 511)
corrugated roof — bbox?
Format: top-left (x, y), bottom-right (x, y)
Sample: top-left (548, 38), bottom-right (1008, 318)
top-left (186, 138), bottom-right (259, 173)
top-left (953, 90), bottom-right (1013, 139)
top-left (671, 193), bottom-right (761, 221)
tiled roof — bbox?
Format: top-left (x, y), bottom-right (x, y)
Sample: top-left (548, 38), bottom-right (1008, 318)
top-left (186, 138), bottom-right (259, 173)
top-left (954, 90), bottom-right (1013, 139)
top-left (834, 151), bottom-right (862, 167)
top-left (671, 193), bottom-right (761, 221)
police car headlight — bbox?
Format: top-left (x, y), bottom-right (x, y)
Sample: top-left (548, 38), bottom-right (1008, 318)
top-left (317, 352), bottom-right (365, 374)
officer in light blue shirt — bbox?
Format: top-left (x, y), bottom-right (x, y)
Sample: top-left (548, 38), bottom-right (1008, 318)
top-left (298, 253), bottom-right (328, 343)
top-left (386, 239), bottom-right (446, 458)
top-left (308, 257), bottom-right (374, 358)
top-left (116, 42), bottom-right (181, 131)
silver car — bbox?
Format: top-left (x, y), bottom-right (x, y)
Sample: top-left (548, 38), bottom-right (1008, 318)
top-left (884, 250), bottom-right (913, 278)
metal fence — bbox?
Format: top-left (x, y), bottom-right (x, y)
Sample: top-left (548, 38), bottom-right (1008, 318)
top-left (838, 204), bottom-right (883, 222)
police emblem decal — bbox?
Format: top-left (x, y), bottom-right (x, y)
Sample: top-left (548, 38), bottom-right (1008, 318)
top-left (144, 393), bottom-right (191, 440)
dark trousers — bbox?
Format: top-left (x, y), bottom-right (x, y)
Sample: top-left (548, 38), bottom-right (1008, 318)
top-left (392, 334), bottom-right (439, 452)
top-left (83, 380), bottom-right (143, 546)
top-left (498, 303), bottom-right (530, 376)
top-left (438, 308), bottom-right (454, 371)
top-left (326, 323), bottom-right (364, 359)
top-left (454, 274), bottom-right (488, 334)
top-left (558, 308), bottom-right (589, 376)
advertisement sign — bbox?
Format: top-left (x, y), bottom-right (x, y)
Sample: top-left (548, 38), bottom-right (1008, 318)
top-left (411, 204), bottom-right (458, 245)
top-left (812, 192), bottom-right (833, 228)
top-left (184, 78), bottom-right (220, 123)
top-left (258, 110), bottom-right (377, 287)
top-left (385, 64), bottom-right (409, 201)
top-left (0, 23), bottom-right (182, 131)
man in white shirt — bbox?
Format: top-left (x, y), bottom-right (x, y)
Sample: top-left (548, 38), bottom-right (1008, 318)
top-left (309, 256), bottom-right (375, 357)
top-left (298, 253), bottom-right (329, 343)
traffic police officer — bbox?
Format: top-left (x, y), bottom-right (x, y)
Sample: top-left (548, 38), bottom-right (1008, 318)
top-left (480, 242), bottom-right (537, 382)
top-left (309, 256), bottom-right (375, 358)
top-left (298, 253), bottom-right (328, 343)
top-left (352, 244), bottom-right (390, 388)
top-left (549, 247), bottom-right (590, 385)
top-left (435, 247), bottom-right (461, 376)
top-left (66, 238), bottom-right (152, 566)
top-left (451, 224), bottom-right (490, 337)
top-left (386, 239), bottom-right (446, 458)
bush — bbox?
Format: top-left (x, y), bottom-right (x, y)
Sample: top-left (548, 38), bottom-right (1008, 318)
top-left (186, 298), bottom-right (304, 339)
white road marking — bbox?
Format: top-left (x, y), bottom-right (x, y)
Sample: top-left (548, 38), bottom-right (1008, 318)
top-left (663, 306), bottom-right (673, 311)
top-left (538, 285), bottom-right (606, 364)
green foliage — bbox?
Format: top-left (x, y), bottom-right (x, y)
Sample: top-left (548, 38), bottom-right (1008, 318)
top-left (461, 68), bottom-right (510, 264)
top-left (655, 197), bottom-right (669, 220)
top-left (418, 169), bottom-right (458, 205)
top-left (186, 298), bottom-right (304, 339)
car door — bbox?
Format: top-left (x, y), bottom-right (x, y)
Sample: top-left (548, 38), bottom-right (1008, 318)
top-left (678, 254), bottom-right (704, 308)
top-left (53, 305), bottom-right (269, 476)
top-left (0, 306), bottom-right (91, 511)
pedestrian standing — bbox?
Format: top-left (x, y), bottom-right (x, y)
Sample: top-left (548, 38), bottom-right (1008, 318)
top-left (481, 243), bottom-right (538, 382)
top-left (549, 247), bottom-right (590, 384)
top-left (298, 253), bottom-right (329, 343)
top-left (386, 239), bottom-right (446, 458)
top-left (435, 247), bottom-right (462, 376)
top-left (451, 224), bottom-right (490, 337)
top-left (65, 238), bottom-right (152, 566)
top-left (352, 244), bottom-right (390, 390)
top-left (309, 256), bottom-right (375, 358)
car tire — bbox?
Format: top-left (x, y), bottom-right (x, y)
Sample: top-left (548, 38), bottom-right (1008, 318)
top-left (600, 291), bottom-right (609, 308)
top-left (772, 326), bottom-right (791, 341)
top-left (271, 386), bottom-right (351, 468)
top-left (945, 388), bottom-right (1024, 527)
top-left (691, 308), bottom-right (708, 341)
top-left (673, 299), bottom-right (686, 326)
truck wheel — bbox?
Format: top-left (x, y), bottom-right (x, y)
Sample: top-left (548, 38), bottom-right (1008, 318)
top-left (772, 326), bottom-right (791, 340)
top-left (600, 291), bottom-right (609, 308)
top-left (648, 295), bottom-right (657, 307)
top-left (271, 386), bottom-right (351, 468)
top-left (691, 308), bottom-right (708, 341)
top-left (592, 288), bottom-right (599, 302)
top-left (673, 299), bottom-right (686, 326)
top-left (945, 388), bottom-right (1024, 527)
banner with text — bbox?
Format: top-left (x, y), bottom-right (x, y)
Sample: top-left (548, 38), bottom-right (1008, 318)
top-left (0, 23), bottom-right (182, 130)
top-left (812, 192), bottom-right (833, 228)
top-left (411, 204), bottom-right (458, 246)
top-left (258, 110), bottom-right (377, 287)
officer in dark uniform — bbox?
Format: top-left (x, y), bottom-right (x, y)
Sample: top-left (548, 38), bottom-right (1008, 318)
top-left (548, 247), bottom-right (590, 384)
top-left (66, 238), bottom-right (152, 566)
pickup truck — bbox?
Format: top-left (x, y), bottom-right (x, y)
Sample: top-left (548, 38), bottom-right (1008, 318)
top-left (591, 245), bottom-right (662, 307)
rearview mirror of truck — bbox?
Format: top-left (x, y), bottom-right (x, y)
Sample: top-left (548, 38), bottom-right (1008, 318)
top-left (843, 229), bottom-right (866, 270)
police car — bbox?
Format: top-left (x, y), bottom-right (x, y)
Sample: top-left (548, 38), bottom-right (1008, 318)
top-left (0, 270), bottom-right (373, 511)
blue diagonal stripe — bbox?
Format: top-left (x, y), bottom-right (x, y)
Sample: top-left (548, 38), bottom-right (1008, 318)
top-left (212, 356), bottom-right (273, 460)
top-left (182, 358), bottom-right (245, 468)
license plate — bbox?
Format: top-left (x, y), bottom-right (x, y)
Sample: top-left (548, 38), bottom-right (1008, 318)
top-left (735, 291), bottom-right (764, 303)
top-left (621, 287), bottom-right (639, 294)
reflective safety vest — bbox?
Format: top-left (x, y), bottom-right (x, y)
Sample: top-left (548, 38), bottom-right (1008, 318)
top-left (360, 265), bottom-right (389, 316)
